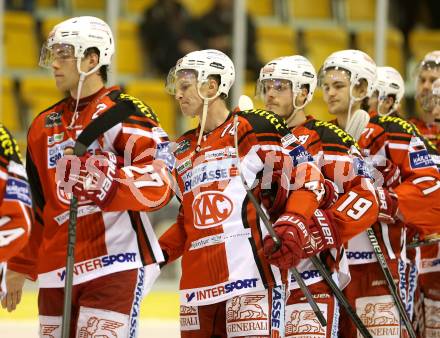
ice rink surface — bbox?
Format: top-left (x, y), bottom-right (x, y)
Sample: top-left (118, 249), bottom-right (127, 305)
top-left (0, 275), bottom-right (181, 337)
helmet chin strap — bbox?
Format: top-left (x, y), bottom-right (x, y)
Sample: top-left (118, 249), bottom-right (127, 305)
top-left (285, 91), bottom-right (308, 127)
top-left (378, 99), bottom-right (396, 116)
top-left (68, 60), bottom-right (102, 129)
top-left (346, 82), bottom-right (366, 128)
top-left (195, 83), bottom-right (220, 153)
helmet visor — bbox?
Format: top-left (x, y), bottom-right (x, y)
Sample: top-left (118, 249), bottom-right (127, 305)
top-left (255, 78), bottom-right (292, 100)
top-left (165, 68), bottom-right (198, 95)
top-left (39, 43), bottom-right (76, 69)
top-left (317, 66), bottom-right (351, 88)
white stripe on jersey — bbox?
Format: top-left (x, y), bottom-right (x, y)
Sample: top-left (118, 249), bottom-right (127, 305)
top-left (386, 142), bottom-right (410, 150)
top-left (381, 221), bottom-right (396, 260)
top-left (122, 127), bottom-right (162, 144)
top-left (140, 212), bottom-right (165, 263)
top-left (8, 161), bottom-right (27, 178)
top-left (102, 122), bottom-right (121, 153)
top-left (0, 170), bottom-right (7, 181)
top-left (322, 154), bottom-right (354, 162)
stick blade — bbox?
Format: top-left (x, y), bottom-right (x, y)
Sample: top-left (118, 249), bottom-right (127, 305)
top-left (238, 95), bottom-right (254, 110)
top-left (345, 109), bottom-right (370, 141)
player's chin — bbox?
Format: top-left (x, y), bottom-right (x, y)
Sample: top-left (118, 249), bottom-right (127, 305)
top-left (181, 107), bottom-right (198, 118)
top-left (328, 103), bottom-right (344, 116)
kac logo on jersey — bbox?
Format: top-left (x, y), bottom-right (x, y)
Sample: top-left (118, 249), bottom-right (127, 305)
top-left (409, 150), bottom-right (435, 169)
top-left (289, 145), bottom-right (313, 167)
top-left (192, 192), bottom-right (233, 228)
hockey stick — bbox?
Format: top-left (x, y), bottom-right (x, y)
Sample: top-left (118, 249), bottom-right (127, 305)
top-left (236, 96), bottom-right (326, 325)
top-left (232, 113), bottom-right (326, 327)
top-left (407, 233), bottom-right (440, 248)
top-left (292, 108), bottom-right (373, 337)
top-left (237, 94), bottom-right (254, 110)
top-left (345, 109), bottom-right (370, 141)
top-left (61, 99), bottom-right (135, 338)
top-left (237, 97), bottom-right (378, 335)
top-left (309, 256), bottom-right (372, 338)
top-left (366, 227), bottom-right (416, 338)
top-left (346, 114), bottom-right (417, 338)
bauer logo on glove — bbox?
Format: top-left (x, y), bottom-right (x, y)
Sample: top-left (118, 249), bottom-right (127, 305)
top-left (56, 151), bottom-right (120, 209)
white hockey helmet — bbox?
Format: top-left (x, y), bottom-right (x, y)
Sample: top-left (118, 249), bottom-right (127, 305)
top-left (433, 78), bottom-right (440, 96)
top-left (319, 49), bottom-right (377, 98)
top-left (418, 50), bottom-right (440, 72)
top-left (256, 55), bottom-right (317, 108)
top-left (431, 78), bottom-right (440, 106)
top-left (39, 16), bottom-right (115, 72)
top-left (375, 66), bottom-right (405, 111)
top-left (166, 49), bottom-right (235, 98)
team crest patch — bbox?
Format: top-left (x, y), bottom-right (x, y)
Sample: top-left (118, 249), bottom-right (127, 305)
top-left (356, 295), bottom-right (399, 337)
top-left (180, 305), bottom-right (200, 331)
top-left (226, 292), bottom-right (269, 337)
top-left (45, 111), bottom-right (63, 128)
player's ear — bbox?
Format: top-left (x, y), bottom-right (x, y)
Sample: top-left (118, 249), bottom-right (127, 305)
top-left (208, 77), bottom-right (219, 97)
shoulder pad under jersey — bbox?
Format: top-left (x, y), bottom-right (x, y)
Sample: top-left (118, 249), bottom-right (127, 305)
top-left (0, 124), bottom-right (23, 163)
top-left (117, 92), bottom-right (161, 124)
top-left (306, 119), bottom-right (359, 149)
top-left (236, 109), bottom-right (290, 137)
top-left (375, 115), bottom-right (419, 136)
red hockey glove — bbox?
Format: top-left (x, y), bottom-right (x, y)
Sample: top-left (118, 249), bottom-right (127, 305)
top-left (302, 209), bottom-right (341, 258)
top-left (319, 179), bottom-right (339, 210)
top-left (378, 158), bottom-right (401, 189)
top-left (376, 187), bottom-right (399, 224)
top-left (260, 170), bottom-right (289, 220)
top-left (64, 152), bottom-right (120, 209)
top-left (263, 213), bottom-right (309, 269)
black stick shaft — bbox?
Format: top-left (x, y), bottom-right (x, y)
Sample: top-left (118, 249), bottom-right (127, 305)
top-left (310, 257), bottom-right (373, 338)
top-left (61, 196), bottom-right (78, 338)
top-left (366, 227), bottom-right (416, 338)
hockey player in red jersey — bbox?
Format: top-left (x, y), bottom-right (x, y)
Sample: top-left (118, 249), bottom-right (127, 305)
top-left (1, 16), bottom-right (174, 337)
top-left (368, 66), bottom-right (405, 117)
top-left (410, 51), bottom-right (440, 152)
top-left (409, 51), bottom-right (440, 337)
top-left (319, 49), bottom-right (440, 337)
top-left (0, 124), bottom-right (32, 297)
top-left (159, 49), bottom-right (339, 337)
top-left (257, 55), bottom-right (378, 337)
